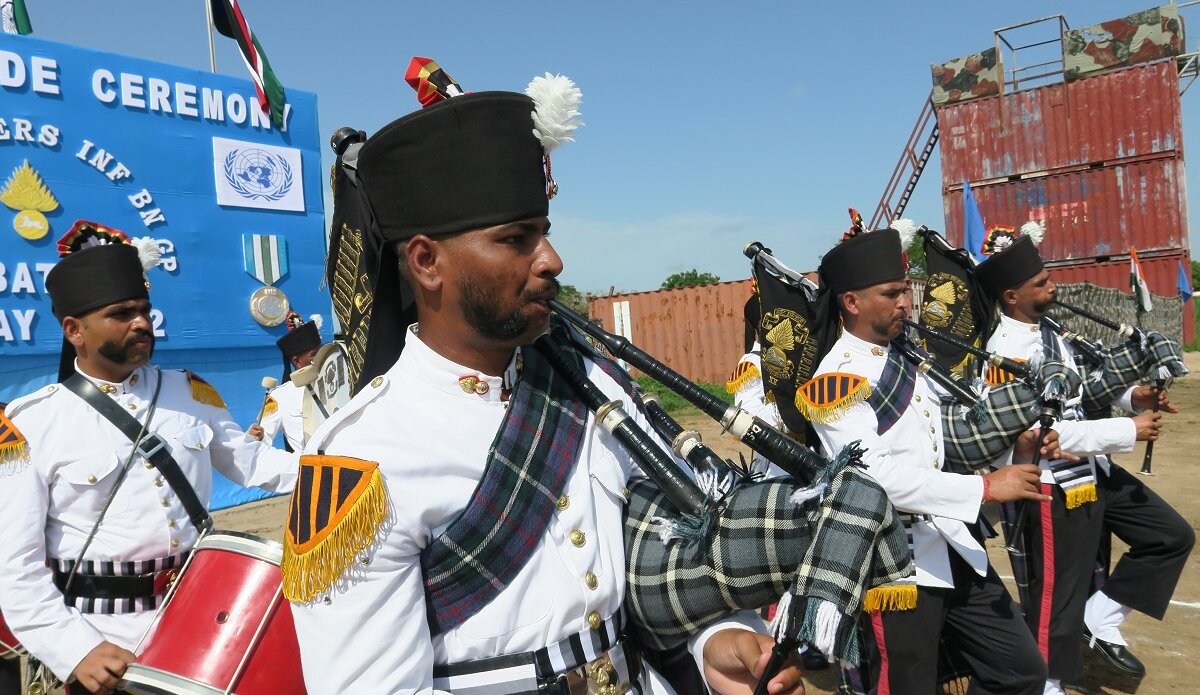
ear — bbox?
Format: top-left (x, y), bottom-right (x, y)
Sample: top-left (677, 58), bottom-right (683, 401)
top-left (405, 235), bottom-right (443, 292)
top-left (1002, 288), bottom-right (1019, 307)
top-left (62, 316), bottom-right (86, 349)
top-left (841, 291), bottom-right (861, 318)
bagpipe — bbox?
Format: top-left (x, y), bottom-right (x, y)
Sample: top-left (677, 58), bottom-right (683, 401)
top-left (542, 302), bottom-right (913, 671)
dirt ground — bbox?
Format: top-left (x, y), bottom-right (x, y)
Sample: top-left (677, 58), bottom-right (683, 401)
top-left (212, 353), bottom-right (1200, 694)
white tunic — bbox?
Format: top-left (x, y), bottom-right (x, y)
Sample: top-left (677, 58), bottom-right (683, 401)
top-left (729, 348), bottom-right (789, 479)
top-left (985, 313), bottom-right (1136, 480)
top-left (0, 363), bottom-right (298, 680)
top-left (259, 380), bottom-right (305, 451)
top-left (290, 327), bottom-right (759, 694)
top-left (811, 332), bottom-right (987, 589)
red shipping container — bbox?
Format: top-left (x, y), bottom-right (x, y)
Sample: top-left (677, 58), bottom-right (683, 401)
top-left (937, 60), bottom-right (1183, 185)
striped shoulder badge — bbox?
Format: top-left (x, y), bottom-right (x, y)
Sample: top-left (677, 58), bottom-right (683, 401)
top-left (794, 372), bottom-right (871, 424)
top-left (185, 371), bottom-right (227, 409)
top-left (0, 410), bottom-right (29, 470)
top-left (985, 358), bottom-right (1028, 387)
top-left (725, 360), bottom-right (761, 394)
top-left (282, 455), bottom-right (388, 603)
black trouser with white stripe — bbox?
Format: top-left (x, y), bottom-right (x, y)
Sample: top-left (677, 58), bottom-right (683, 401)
top-left (862, 553), bottom-right (1045, 695)
top-left (1098, 463), bottom-right (1195, 619)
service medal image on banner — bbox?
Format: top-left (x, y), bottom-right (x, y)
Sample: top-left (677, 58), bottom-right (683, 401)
top-left (243, 232), bottom-right (291, 326)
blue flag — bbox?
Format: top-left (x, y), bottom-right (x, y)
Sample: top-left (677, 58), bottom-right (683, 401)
top-left (963, 180), bottom-right (987, 263)
top-left (1178, 259), bottom-right (1193, 303)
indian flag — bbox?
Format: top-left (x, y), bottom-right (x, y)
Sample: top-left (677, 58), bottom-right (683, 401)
top-left (1130, 247), bottom-right (1153, 312)
top-left (1, 0), bottom-right (32, 35)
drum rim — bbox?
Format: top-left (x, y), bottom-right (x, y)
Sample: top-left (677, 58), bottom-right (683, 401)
top-left (122, 663), bottom-right (227, 695)
top-left (194, 529), bottom-right (284, 566)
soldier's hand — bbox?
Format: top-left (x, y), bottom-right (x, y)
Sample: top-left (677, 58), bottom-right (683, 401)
top-left (1131, 386), bottom-right (1179, 414)
top-left (71, 641), bottom-right (135, 695)
top-left (1132, 411), bottom-right (1163, 441)
top-left (1013, 428), bottom-right (1078, 463)
top-left (702, 628), bottom-right (805, 694)
top-left (247, 423), bottom-right (265, 440)
top-left (984, 464), bottom-right (1048, 503)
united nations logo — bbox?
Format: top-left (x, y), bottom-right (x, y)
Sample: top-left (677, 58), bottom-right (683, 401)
top-left (921, 272), bottom-right (970, 329)
top-left (223, 149), bottom-right (294, 202)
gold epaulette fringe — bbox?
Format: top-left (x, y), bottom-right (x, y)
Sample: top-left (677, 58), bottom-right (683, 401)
top-left (725, 361), bottom-right (761, 394)
top-left (795, 372), bottom-right (871, 424)
top-left (863, 583), bottom-right (918, 613)
top-left (261, 395), bottom-right (278, 418)
top-left (0, 412), bottom-right (29, 468)
top-left (1064, 483), bottom-right (1098, 509)
top-left (186, 372), bottom-right (227, 409)
top-left (283, 459), bottom-right (389, 603)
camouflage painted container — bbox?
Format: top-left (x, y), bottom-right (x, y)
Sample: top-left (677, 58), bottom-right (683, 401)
top-left (1064, 4), bottom-right (1185, 81)
top-left (931, 47), bottom-right (1003, 106)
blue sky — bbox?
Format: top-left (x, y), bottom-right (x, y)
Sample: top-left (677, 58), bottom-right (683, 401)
top-left (28, 0), bottom-right (1200, 294)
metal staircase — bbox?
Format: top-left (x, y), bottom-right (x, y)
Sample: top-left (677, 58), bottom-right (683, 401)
top-left (868, 90), bottom-right (938, 231)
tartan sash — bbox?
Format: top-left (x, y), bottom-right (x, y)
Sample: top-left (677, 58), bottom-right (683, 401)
top-left (420, 335), bottom-right (589, 636)
top-left (866, 346), bottom-right (916, 435)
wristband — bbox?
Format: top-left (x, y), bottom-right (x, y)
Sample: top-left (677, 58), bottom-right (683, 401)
top-left (981, 476), bottom-right (993, 502)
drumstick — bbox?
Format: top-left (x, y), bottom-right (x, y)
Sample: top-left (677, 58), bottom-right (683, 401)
top-left (257, 377), bottom-right (278, 422)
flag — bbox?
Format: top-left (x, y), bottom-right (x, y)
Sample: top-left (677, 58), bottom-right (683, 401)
top-left (213, 136), bottom-right (305, 211)
top-left (1130, 247), bottom-right (1153, 312)
top-left (209, 0), bottom-right (286, 128)
top-left (1, 0), bottom-right (32, 35)
top-left (963, 180), bottom-right (987, 262)
top-left (918, 228), bottom-right (996, 378)
top-left (1178, 259), bottom-right (1193, 303)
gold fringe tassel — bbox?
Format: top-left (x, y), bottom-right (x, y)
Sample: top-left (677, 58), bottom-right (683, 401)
top-left (863, 583), bottom-right (919, 613)
top-left (187, 373), bottom-right (227, 409)
top-left (261, 396), bottom-right (278, 418)
top-left (282, 467), bottom-right (389, 603)
top-left (795, 381), bottom-right (871, 425)
top-left (725, 363), bottom-right (761, 394)
top-left (1064, 483), bottom-right (1097, 509)
top-left (0, 440), bottom-right (28, 465)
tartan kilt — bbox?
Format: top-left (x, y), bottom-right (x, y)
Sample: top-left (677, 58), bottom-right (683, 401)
top-left (623, 467), bottom-right (912, 656)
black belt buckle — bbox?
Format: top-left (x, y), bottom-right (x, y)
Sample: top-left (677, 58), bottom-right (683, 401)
top-left (137, 432), bottom-right (167, 461)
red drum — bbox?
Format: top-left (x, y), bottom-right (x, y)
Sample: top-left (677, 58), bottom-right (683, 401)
top-left (122, 531), bottom-right (307, 694)
top-left (0, 611), bottom-right (24, 660)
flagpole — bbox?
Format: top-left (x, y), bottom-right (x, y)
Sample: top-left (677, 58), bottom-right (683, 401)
top-left (203, 0), bottom-right (216, 72)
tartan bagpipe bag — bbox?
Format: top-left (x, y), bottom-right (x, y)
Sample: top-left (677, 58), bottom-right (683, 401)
top-left (1082, 329), bottom-right (1189, 415)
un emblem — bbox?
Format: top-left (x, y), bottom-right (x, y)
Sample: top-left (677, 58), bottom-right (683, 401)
top-left (223, 149), bottom-right (294, 202)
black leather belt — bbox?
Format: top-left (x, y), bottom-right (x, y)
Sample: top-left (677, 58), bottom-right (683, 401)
top-left (52, 568), bottom-right (177, 601)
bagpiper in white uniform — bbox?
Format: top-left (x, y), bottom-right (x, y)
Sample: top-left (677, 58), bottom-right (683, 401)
top-left (0, 243), bottom-right (298, 693)
top-left (281, 63), bottom-right (800, 695)
top-left (977, 233), bottom-right (1191, 691)
top-left (805, 227), bottom-right (1046, 695)
top-left (259, 379), bottom-right (305, 452)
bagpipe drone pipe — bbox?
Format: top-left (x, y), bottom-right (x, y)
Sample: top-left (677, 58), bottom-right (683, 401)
top-left (537, 310), bottom-right (912, 665)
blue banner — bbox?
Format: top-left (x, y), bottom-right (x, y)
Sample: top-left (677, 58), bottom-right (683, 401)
top-left (0, 34), bottom-right (326, 509)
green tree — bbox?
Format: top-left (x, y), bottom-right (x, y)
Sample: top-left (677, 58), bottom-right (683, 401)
top-left (906, 241), bottom-right (928, 278)
top-left (661, 269), bottom-right (720, 290)
top-left (556, 283), bottom-right (588, 314)
top-left (1191, 260), bottom-right (1199, 291)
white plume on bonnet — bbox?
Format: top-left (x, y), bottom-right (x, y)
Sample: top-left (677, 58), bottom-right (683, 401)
top-left (526, 73), bottom-right (583, 152)
top-left (891, 218), bottom-right (920, 252)
top-left (1020, 220), bottom-right (1045, 246)
top-left (131, 237), bottom-right (162, 271)
top-left (309, 314), bottom-right (324, 330)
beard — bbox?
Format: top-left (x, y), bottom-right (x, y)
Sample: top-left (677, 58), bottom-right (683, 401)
top-left (1033, 297), bottom-right (1055, 316)
top-left (458, 276), bottom-right (560, 342)
top-left (98, 331), bottom-right (155, 365)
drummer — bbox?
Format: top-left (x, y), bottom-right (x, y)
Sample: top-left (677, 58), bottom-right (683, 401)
top-left (247, 311), bottom-right (321, 452)
top-left (0, 242), bottom-right (299, 695)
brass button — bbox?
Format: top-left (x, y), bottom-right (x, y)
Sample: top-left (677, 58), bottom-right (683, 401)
top-left (933, 443), bottom-right (939, 452)
top-left (86, 474), bottom-right (97, 484)
top-left (161, 497), bottom-right (170, 507)
top-left (556, 494), bottom-right (570, 511)
top-left (923, 410), bottom-right (930, 418)
top-left (843, 352), bottom-right (851, 358)
top-left (370, 376), bottom-right (384, 388)
top-left (129, 374), bottom-right (138, 385)
top-left (100, 384), bottom-right (117, 394)
top-left (622, 488), bottom-right (631, 501)
top-left (570, 529), bottom-right (586, 547)
top-left (127, 403), bottom-right (137, 411)
top-left (154, 478), bottom-right (164, 487)
top-left (47, 385), bottom-right (57, 393)
top-left (585, 571), bottom-right (599, 590)
top-left (168, 519), bottom-right (177, 528)
top-left (930, 426), bottom-right (935, 434)
top-left (915, 394), bottom-right (922, 402)
top-left (144, 461), bottom-right (155, 469)
top-left (586, 610), bottom-right (602, 629)
top-left (170, 539), bottom-right (179, 548)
